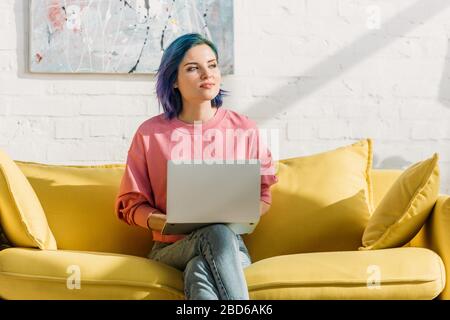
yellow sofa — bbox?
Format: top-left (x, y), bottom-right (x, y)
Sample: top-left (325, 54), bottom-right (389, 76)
top-left (0, 155), bottom-right (448, 300)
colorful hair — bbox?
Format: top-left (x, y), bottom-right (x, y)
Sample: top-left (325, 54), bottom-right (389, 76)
top-left (155, 33), bottom-right (228, 120)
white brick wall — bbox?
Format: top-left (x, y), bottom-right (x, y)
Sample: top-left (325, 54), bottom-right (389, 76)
top-left (1, 0), bottom-right (450, 195)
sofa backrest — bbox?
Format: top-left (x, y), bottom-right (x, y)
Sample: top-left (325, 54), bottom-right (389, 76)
top-left (15, 161), bottom-right (153, 258)
top-left (14, 160), bottom-right (404, 258)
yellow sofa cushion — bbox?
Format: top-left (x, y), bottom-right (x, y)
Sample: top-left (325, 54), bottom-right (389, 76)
top-left (0, 247), bottom-right (184, 300)
top-left (370, 169), bottom-right (403, 208)
top-left (0, 247), bottom-right (444, 300)
top-left (244, 139), bottom-right (374, 262)
top-left (0, 149), bottom-right (57, 250)
top-left (361, 153), bottom-right (440, 250)
top-left (246, 247), bottom-right (445, 299)
top-left (14, 161), bottom-right (152, 258)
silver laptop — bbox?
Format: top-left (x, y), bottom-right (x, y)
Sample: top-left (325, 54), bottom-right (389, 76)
top-left (162, 159), bottom-right (261, 235)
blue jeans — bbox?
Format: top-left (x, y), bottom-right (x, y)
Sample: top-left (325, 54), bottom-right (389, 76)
top-left (147, 224), bottom-right (252, 300)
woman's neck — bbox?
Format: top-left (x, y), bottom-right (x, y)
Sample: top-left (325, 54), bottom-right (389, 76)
top-left (177, 100), bottom-right (217, 124)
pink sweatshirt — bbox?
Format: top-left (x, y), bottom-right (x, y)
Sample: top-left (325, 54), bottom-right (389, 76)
top-left (114, 107), bottom-right (279, 243)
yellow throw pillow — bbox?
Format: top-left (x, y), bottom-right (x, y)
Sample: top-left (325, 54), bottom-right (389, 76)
top-left (360, 153), bottom-right (440, 250)
top-left (243, 139), bottom-right (374, 262)
top-left (0, 149), bottom-right (57, 250)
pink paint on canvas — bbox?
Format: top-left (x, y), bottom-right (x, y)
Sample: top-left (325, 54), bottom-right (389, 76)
top-left (47, 0), bottom-right (65, 31)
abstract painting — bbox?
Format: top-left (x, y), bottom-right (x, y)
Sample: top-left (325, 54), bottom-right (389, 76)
top-left (29, 0), bottom-right (234, 74)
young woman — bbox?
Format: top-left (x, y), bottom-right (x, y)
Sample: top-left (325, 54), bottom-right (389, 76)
top-left (115, 33), bottom-right (278, 300)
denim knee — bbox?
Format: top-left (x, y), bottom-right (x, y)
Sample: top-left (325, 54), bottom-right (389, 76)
top-left (195, 224), bottom-right (236, 243)
top-left (193, 224), bottom-right (238, 254)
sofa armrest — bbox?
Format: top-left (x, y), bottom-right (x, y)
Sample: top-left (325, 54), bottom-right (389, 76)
top-left (410, 194), bottom-right (450, 299)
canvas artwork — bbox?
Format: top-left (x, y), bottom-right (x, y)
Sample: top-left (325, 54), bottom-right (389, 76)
top-left (29, 0), bottom-right (234, 74)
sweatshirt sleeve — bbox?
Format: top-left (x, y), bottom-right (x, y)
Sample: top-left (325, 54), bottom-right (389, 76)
top-left (115, 130), bottom-right (158, 229)
top-left (249, 125), bottom-right (279, 205)
top-left (260, 152), bottom-right (278, 205)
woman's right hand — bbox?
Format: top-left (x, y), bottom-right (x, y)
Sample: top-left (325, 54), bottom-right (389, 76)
top-left (147, 212), bottom-right (167, 232)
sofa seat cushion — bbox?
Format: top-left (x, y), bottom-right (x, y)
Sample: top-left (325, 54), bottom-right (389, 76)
top-left (0, 247), bottom-right (445, 300)
top-left (0, 248), bottom-right (184, 300)
top-left (245, 247), bottom-right (445, 299)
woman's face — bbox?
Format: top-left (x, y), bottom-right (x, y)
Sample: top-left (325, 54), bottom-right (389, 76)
top-left (174, 44), bottom-right (221, 104)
